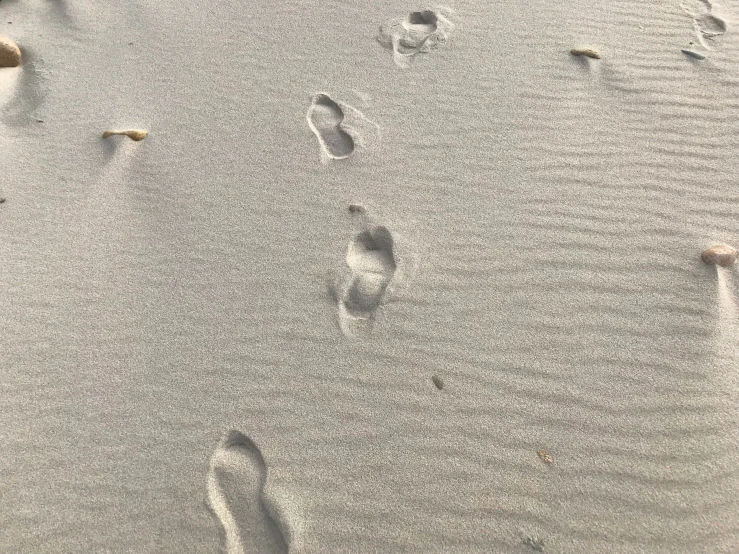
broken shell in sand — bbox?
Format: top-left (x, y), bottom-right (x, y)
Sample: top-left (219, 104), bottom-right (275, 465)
top-left (102, 129), bottom-right (148, 141)
top-left (570, 47), bottom-right (601, 59)
top-left (537, 449), bottom-right (554, 464)
top-left (701, 244), bottom-right (737, 267)
top-left (0, 35), bottom-right (22, 68)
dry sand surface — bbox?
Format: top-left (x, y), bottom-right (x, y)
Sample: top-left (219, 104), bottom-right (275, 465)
top-left (2, 0), bottom-right (739, 552)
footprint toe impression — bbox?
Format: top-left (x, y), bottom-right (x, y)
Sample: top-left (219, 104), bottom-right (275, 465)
top-left (306, 93), bottom-right (355, 160)
top-left (699, 13), bottom-right (727, 34)
top-left (403, 10), bottom-right (439, 33)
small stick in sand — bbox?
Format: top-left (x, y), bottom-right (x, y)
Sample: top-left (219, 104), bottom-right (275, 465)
top-left (537, 449), bottom-right (554, 464)
top-left (701, 244), bottom-right (737, 267)
top-left (431, 375), bottom-right (444, 390)
top-left (102, 129), bottom-right (148, 141)
top-left (570, 47), bottom-right (601, 59)
top-left (0, 35), bottom-right (22, 68)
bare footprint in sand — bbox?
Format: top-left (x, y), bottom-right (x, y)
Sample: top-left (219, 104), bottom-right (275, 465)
top-left (306, 93), bottom-right (355, 161)
top-left (692, 0), bottom-right (727, 48)
top-left (207, 431), bottom-right (291, 554)
top-left (333, 212), bottom-right (398, 337)
top-left (377, 7), bottom-right (455, 68)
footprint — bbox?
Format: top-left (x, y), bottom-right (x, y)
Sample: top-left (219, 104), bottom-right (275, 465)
top-left (377, 7), bottom-right (455, 68)
top-left (207, 431), bottom-right (289, 554)
top-left (306, 93), bottom-right (355, 161)
top-left (692, 0), bottom-right (727, 48)
top-left (334, 213), bottom-right (397, 337)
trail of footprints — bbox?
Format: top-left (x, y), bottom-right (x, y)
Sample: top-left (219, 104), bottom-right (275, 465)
top-left (5, 2), bottom-right (739, 553)
top-left (221, 7), bottom-right (739, 550)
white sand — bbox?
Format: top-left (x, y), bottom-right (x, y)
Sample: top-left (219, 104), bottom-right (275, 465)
top-left (2, 0), bottom-right (739, 552)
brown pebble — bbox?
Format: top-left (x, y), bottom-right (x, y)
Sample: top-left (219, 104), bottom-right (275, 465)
top-left (570, 47), bottom-right (601, 59)
top-left (537, 449), bottom-right (554, 464)
top-left (431, 375), bottom-right (444, 390)
top-left (0, 34), bottom-right (21, 67)
top-left (0, 198), bottom-right (6, 204)
top-left (701, 244), bottom-right (737, 268)
top-left (348, 204), bottom-right (365, 214)
top-left (102, 129), bottom-right (148, 141)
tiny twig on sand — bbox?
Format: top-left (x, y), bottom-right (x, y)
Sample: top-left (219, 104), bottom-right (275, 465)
top-left (524, 535), bottom-right (545, 551)
top-left (102, 129), bottom-right (148, 141)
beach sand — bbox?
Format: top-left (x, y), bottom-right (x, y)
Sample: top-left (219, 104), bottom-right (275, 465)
top-left (2, 0), bottom-right (739, 552)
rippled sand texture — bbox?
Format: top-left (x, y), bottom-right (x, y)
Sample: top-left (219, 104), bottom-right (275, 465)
top-left (2, 0), bottom-right (739, 552)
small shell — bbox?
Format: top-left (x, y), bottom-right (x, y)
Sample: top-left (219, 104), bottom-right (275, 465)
top-left (537, 449), bottom-right (554, 464)
top-left (0, 35), bottom-right (22, 68)
top-left (681, 49), bottom-right (706, 60)
top-left (701, 244), bottom-right (737, 267)
top-left (103, 129), bottom-right (148, 141)
top-left (570, 47), bottom-right (601, 59)
top-left (431, 375), bottom-right (444, 390)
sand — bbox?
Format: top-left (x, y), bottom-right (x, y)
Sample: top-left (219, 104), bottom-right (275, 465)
top-left (2, 0), bottom-right (739, 552)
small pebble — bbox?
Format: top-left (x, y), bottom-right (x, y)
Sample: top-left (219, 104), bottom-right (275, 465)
top-left (102, 129), bottom-right (148, 141)
top-left (570, 46), bottom-right (601, 59)
top-left (431, 375), bottom-right (444, 390)
top-left (0, 198), bottom-right (6, 204)
top-left (348, 204), bottom-right (365, 214)
top-left (0, 34), bottom-right (21, 67)
top-left (701, 244), bottom-right (737, 267)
